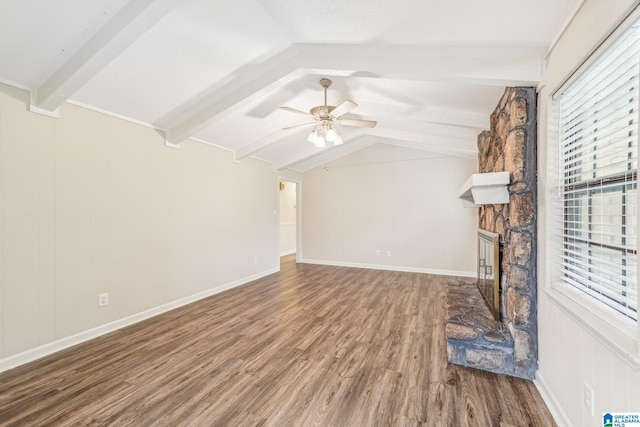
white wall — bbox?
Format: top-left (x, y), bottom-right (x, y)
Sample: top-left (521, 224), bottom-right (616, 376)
top-left (537, 1), bottom-right (640, 425)
top-left (279, 181), bottom-right (297, 255)
top-left (301, 145), bottom-right (477, 275)
top-left (0, 83), bottom-right (279, 366)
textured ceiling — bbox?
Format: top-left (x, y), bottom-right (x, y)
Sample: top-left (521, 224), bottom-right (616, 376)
top-left (0, 0), bottom-right (580, 171)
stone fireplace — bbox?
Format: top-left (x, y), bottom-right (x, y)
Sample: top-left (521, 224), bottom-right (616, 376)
top-left (446, 87), bottom-right (538, 379)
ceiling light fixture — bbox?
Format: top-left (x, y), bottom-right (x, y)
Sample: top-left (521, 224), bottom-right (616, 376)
top-left (308, 120), bottom-right (343, 148)
top-left (281, 78), bottom-right (376, 148)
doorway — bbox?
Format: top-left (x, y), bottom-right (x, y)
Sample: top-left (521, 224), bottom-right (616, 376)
top-left (279, 180), bottom-right (297, 258)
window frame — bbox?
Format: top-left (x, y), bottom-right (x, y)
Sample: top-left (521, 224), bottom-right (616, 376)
top-left (546, 9), bottom-right (640, 368)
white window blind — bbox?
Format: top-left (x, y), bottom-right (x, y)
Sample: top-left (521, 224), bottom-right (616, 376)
top-left (557, 19), bottom-right (639, 321)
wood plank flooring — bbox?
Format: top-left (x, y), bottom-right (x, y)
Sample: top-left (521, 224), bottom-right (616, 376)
top-left (0, 255), bottom-right (556, 426)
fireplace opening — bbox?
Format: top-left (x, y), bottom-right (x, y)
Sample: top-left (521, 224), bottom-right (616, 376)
top-left (478, 229), bottom-right (500, 320)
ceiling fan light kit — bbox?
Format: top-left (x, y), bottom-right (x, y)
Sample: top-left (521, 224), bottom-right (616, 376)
top-left (308, 121), bottom-right (343, 147)
top-left (280, 78), bottom-right (376, 147)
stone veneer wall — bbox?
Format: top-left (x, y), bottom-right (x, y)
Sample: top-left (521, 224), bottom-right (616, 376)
top-left (478, 87), bottom-right (538, 378)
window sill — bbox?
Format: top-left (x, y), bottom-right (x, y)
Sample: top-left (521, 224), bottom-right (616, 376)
top-left (545, 285), bottom-right (640, 369)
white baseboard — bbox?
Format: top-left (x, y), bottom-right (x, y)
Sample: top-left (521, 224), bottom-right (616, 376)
top-left (0, 267), bottom-right (279, 373)
top-left (279, 249), bottom-right (296, 256)
top-left (300, 258), bottom-right (475, 278)
top-left (534, 374), bottom-right (572, 427)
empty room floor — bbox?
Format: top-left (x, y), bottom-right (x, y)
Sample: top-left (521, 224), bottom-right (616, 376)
top-left (0, 255), bottom-right (555, 426)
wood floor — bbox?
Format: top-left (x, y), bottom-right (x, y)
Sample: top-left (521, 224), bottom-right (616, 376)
top-left (0, 255), bottom-right (556, 426)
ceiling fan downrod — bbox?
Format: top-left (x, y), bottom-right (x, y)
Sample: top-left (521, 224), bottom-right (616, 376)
top-left (320, 78), bottom-right (332, 107)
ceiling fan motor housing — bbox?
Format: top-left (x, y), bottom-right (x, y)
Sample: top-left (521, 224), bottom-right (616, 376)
top-left (310, 105), bottom-right (335, 119)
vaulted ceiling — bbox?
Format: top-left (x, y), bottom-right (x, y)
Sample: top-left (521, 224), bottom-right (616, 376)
top-left (0, 0), bottom-right (580, 171)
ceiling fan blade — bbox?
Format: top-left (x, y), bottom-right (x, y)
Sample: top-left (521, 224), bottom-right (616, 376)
top-left (337, 118), bottom-right (377, 128)
top-left (329, 100), bottom-right (357, 118)
top-left (282, 122), bottom-right (316, 130)
top-left (280, 106), bottom-right (311, 117)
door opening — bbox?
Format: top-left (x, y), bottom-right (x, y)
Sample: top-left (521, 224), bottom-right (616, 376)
top-left (279, 180), bottom-right (297, 258)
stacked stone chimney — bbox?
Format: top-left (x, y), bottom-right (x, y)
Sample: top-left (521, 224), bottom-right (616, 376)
top-left (446, 87), bottom-right (538, 379)
top-left (478, 87), bottom-right (538, 378)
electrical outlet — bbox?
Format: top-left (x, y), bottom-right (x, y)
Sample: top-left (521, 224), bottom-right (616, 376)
top-left (583, 382), bottom-right (594, 416)
top-left (375, 249), bottom-right (381, 256)
top-left (254, 256), bottom-right (259, 264)
top-left (386, 250), bottom-right (392, 257)
top-left (98, 293), bottom-right (109, 307)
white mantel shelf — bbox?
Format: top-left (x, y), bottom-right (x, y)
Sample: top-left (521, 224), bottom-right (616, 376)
top-left (458, 171), bottom-right (510, 208)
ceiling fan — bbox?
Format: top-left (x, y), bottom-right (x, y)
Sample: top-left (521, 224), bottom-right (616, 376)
top-left (280, 78), bottom-right (377, 147)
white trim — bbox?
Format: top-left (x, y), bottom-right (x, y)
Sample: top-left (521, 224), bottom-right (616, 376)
top-left (545, 287), bottom-right (640, 369)
top-left (29, 90), bottom-right (60, 118)
top-left (544, 0), bottom-right (586, 61)
top-left (0, 267), bottom-right (279, 373)
top-left (164, 139), bottom-right (181, 149)
top-left (0, 77), bottom-right (32, 92)
top-left (191, 137), bottom-right (277, 168)
top-left (552, 2), bottom-right (640, 100)
top-left (300, 258), bottom-right (475, 278)
top-left (276, 177), bottom-right (303, 263)
top-left (296, 181), bottom-right (303, 263)
top-left (1, 81), bottom-right (281, 167)
top-left (66, 99), bottom-right (165, 132)
top-left (534, 374), bottom-right (573, 427)
top-left (280, 249), bottom-right (296, 256)
top-left (188, 136), bottom-right (236, 154)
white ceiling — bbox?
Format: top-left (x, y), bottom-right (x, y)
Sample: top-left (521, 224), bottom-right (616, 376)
top-left (0, 0), bottom-right (580, 172)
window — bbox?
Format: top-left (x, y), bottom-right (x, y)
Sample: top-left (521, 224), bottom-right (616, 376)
top-left (556, 18), bottom-right (639, 322)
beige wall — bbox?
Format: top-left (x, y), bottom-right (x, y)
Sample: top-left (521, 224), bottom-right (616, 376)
top-left (301, 147), bottom-right (477, 275)
top-left (0, 84), bottom-right (279, 362)
top-left (537, 1), bottom-right (640, 425)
